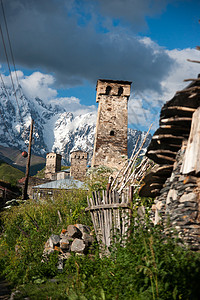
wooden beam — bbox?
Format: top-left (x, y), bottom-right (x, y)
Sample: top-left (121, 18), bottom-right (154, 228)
top-left (160, 117), bottom-right (192, 123)
top-left (152, 134), bottom-right (184, 140)
top-left (176, 86), bottom-right (200, 93)
top-left (184, 78), bottom-right (200, 81)
top-left (160, 125), bottom-right (190, 131)
top-left (187, 59), bottom-right (200, 64)
top-left (156, 154), bottom-right (176, 162)
top-left (148, 149), bottom-right (177, 156)
top-left (162, 106), bottom-right (196, 112)
top-left (22, 119), bottom-right (34, 200)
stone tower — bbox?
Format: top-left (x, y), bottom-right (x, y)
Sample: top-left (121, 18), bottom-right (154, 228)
top-left (92, 79), bottom-right (132, 171)
top-left (70, 150), bottom-right (88, 181)
top-left (45, 152), bottom-right (62, 179)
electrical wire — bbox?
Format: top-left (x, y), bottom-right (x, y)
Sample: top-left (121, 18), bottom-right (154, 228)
top-left (0, 23), bottom-right (23, 124)
top-left (0, 0), bottom-right (25, 107)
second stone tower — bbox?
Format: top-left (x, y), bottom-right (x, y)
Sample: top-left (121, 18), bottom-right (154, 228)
top-left (92, 79), bottom-right (132, 171)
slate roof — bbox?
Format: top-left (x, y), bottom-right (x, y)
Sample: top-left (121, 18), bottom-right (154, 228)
top-left (32, 178), bottom-right (87, 190)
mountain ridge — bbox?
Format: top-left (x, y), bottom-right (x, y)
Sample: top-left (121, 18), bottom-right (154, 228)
top-left (0, 85), bottom-right (151, 165)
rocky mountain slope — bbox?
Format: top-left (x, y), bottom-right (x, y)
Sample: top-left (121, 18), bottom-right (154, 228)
top-left (0, 85), bottom-right (151, 165)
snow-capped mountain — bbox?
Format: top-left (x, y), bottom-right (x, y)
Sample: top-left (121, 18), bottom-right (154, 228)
top-left (0, 85), bottom-right (151, 165)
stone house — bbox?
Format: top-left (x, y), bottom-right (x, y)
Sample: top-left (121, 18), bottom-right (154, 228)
top-left (32, 178), bottom-right (87, 200)
top-left (139, 76), bottom-right (200, 250)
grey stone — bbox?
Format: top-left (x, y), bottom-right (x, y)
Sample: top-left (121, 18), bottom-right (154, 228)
top-left (50, 234), bottom-right (60, 245)
top-left (67, 225), bottom-right (82, 239)
top-left (60, 237), bottom-right (70, 250)
top-left (82, 233), bottom-right (95, 246)
top-left (71, 238), bottom-right (86, 253)
top-left (75, 224), bottom-right (91, 235)
top-left (179, 193), bottom-right (197, 203)
top-left (57, 258), bottom-right (64, 271)
top-left (178, 202), bottom-right (197, 208)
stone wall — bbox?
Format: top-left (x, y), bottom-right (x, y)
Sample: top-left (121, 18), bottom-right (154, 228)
top-left (92, 79), bottom-right (131, 171)
top-left (154, 141), bottom-right (200, 250)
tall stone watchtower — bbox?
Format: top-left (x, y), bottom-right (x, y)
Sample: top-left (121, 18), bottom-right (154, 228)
top-left (45, 152), bottom-right (62, 179)
top-left (70, 150), bottom-right (88, 181)
top-left (92, 79), bottom-right (132, 171)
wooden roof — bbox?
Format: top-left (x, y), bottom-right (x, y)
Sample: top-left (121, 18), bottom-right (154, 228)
top-left (139, 76), bottom-right (200, 198)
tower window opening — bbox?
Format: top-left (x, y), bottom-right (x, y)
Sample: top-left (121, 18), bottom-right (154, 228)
top-left (105, 86), bottom-right (112, 95)
top-left (118, 86), bottom-right (123, 96)
top-left (110, 130), bottom-right (115, 136)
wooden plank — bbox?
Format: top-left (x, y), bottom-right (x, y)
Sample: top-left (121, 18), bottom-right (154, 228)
top-left (160, 117), bottom-right (192, 123)
top-left (162, 106), bottom-right (196, 112)
top-left (156, 154), bottom-right (176, 162)
top-left (148, 149), bottom-right (177, 156)
top-left (152, 134), bottom-right (184, 140)
top-left (187, 59), bottom-right (200, 64)
top-left (181, 106), bottom-right (200, 174)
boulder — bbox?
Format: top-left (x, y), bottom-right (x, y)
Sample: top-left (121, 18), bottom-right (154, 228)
top-left (67, 225), bottom-right (82, 239)
top-left (60, 237), bottom-right (70, 251)
top-left (71, 238), bottom-right (86, 253)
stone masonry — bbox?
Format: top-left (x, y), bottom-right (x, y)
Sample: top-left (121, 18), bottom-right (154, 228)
top-left (70, 150), bottom-right (88, 181)
top-left (91, 79), bottom-right (132, 171)
top-left (154, 141), bottom-right (200, 250)
top-left (45, 152), bottom-right (62, 180)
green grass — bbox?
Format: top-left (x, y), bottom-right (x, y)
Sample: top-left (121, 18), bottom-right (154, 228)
top-left (0, 161), bottom-right (24, 185)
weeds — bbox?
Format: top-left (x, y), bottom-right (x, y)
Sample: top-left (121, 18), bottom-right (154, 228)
top-left (0, 188), bottom-right (200, 299)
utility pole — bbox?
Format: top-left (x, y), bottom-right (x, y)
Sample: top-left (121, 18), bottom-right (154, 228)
top-left (22, 119), bottom-right (34, 200)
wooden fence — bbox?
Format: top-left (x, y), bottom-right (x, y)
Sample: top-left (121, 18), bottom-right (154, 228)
top-left (86, 190), bottom-right (131, 249)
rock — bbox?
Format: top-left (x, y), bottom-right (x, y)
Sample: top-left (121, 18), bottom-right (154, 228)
top-left (57, 258), bottom-right (64, 272)
top-left (179, 193), bottom-right (197, 203)
top-left (43, 238), bottom-right (54, 254)
top-left (60, 237), bottom-right (70, 250)
top-left (67, 225), bottom-right (82, 239)
top-left (49, 234), bottom-right (60, 246)
top-left (71, 238), bottom-right (86, 253)
top-left (75, 224), bottom-right (91, 235)
top-left (166, 189), bottom-right (177, 205)
top-left (82, 233), bottom-right (95, 246)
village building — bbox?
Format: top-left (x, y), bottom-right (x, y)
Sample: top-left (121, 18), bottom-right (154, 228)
top-left (32, 177), bottom-right (86, 200)
top-left (139, 76), bottom-right (200, 250)
top-left (70, 150), bottom-right (88, 181)
top-left (91, 79), bottom-right (132, 171)
top-left (45, 152), bottom-right (62, 180)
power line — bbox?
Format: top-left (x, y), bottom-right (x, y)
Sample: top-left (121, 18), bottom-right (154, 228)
top-left (0, 23), bottom-right (23, 124)
top-left (0, 0), bottom-right (25, 106)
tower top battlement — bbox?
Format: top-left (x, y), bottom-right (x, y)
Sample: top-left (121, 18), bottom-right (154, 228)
top-left (96, 79), bottom-right (132, 102)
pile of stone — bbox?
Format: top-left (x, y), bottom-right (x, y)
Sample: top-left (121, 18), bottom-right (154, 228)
top-left (153, 145), bottom-right (200, 250)
top-left (43, 224), bottom-right (94, 269)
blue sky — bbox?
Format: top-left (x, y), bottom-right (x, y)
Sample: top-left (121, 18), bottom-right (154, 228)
top-left (0, 0), bottom-right (200, 132)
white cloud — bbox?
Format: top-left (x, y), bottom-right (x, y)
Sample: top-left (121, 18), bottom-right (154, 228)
top-left (50, 96), bottom-right (97, 116)
top-left (20, 72), bottom-right (57, 101)
top-left (128, 46), bottom-right (200, 132)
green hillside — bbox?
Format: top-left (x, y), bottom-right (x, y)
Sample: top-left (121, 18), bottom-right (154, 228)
top-left (0, 161), bottom-right (24, 185)
top-left (0, 145), bottom-right (45, 175)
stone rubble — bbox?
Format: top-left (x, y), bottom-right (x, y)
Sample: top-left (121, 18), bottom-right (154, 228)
top-left (43, 224), bottom-right (94, 270)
